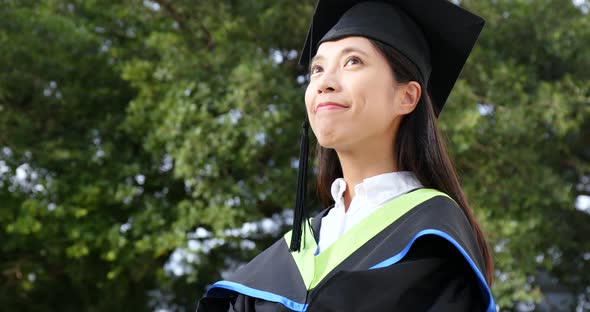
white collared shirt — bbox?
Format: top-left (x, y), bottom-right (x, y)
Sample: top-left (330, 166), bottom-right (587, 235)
top-left (317, 171), bottom-right (423, 254)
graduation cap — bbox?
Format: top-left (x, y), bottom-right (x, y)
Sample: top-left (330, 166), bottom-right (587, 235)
top-left (290, 0), bottom-right (485, 252)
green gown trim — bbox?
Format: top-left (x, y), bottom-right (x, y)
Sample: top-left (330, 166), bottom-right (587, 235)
top-left (284, 188), bottom-right (450, 290)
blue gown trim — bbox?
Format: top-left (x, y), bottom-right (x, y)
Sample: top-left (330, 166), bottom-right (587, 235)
top-left (370, 228), bottom-right (496, 312)
top-left (206, 280), bottom-right (308, 311)
top-left (206, 229), bottom-right (495, 312)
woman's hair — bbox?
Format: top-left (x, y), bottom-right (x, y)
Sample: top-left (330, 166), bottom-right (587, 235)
top-left (315, 38), bottom-right (494, 286)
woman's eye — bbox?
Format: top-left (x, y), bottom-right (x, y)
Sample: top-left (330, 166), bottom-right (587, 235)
top-left (345, 57), bottom-right (361, 67)
top-left (310, 65), bottom-right (323, 75)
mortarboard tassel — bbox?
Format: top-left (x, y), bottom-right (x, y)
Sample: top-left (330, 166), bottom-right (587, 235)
top-left (290, 117), bottom-right (309, 252)
top-left (290, 17), bottom-right (314, 253)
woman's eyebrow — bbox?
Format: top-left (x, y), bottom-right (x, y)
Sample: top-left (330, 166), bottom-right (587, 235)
top-left (339, 47), bottom-right (369, 58)
top-left (311, 46), bottom-right (370, 65)
top-left (311, 54), bottom-right (324, 65)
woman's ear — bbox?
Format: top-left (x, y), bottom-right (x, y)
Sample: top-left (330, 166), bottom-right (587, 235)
top-left (397, 81), bottom-right (421, 115)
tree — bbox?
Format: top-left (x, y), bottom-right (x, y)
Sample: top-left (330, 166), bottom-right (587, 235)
top-left (0, 0), bottom-right (588, 310)
top-left (446, 0), bottom-right (590, 309)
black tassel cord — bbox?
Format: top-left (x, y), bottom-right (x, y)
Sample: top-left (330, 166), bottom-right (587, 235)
top-left (290, 18), bottom-right (315, 252)
top-left (290, 118), bottom-right (310, 252)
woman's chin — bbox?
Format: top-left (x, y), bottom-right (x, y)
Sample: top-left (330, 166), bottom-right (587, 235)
top-left (312, 126), bottom-right (350, 149)
top-left (316, 135), bottom-right (342, 149)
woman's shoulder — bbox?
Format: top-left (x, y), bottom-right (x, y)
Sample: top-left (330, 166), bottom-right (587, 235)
top-left (198, 189), bottom-right (495, 311)
top-left (305, 234), bottom-right (491, 311)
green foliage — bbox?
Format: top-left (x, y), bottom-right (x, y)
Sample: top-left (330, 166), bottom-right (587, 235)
top-left (0, 0), bottom-right (588, 311)
top-left (445, 0), bottom-right (590, 309)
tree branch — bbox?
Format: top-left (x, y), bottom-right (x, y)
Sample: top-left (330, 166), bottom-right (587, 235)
top-left (152, 0), bottom-right (187, 30)
top-left (151, 0), bottom-right (215, 50)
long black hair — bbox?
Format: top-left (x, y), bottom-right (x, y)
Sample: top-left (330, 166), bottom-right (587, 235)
top-left (315, 38), bottom-right (494, 286)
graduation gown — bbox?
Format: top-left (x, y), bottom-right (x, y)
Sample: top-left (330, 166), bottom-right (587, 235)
top-left (197, 188), bottom-right (495, 311)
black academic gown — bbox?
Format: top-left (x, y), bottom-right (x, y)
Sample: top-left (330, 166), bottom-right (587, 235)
top-left (197, 188), bottom-right (495, 312)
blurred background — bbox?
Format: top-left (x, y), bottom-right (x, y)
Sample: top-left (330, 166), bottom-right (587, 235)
top-left (0, 0), bottom-right (589, 311)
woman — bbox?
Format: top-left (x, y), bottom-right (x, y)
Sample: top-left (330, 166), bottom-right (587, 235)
top-left (198, 0), bottom-right (495, 311)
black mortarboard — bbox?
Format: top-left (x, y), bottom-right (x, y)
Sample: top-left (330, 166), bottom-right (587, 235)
top-left (301, 0), bottom-right (485, 113)
top-left (290, 0), bottom-right (485, 252)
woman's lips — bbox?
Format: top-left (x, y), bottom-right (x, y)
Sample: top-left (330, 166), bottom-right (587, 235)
top-left (315, 102), bottom-right (349, 112)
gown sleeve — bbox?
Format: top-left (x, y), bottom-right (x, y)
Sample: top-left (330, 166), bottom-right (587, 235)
top-left (401, 234), bottom-right (487, 311)
top-left (228, 296), bottom-right (291, 312)
top-left (197, 291), bottom-right (292, 312)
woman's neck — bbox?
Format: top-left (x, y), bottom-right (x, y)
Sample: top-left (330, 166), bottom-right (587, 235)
top-left (337, 143), bottom-right (398, 210)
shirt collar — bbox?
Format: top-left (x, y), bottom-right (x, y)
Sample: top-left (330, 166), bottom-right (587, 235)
top-left (330, 171), bottom-right (423, 208)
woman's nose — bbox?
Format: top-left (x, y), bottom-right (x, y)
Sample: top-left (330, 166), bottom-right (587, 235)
top-left (316, 71), bottom-right (340, 94)
top-left (318, 85), bottom-right (335, 94)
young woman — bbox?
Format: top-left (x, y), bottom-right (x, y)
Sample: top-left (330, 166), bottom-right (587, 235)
top-left (198, 1), bottom-right (495, 311)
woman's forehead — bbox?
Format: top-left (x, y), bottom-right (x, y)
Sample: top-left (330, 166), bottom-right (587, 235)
top-left (313, 36), bottom-right (376, 60)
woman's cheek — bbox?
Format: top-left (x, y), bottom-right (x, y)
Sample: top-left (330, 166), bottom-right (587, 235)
top-left (303, 91), bottom-right (320, 139)
top-left (304, 85), bottom-right (315, 115)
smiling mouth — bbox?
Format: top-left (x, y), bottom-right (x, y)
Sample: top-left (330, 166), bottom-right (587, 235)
top-left (315, 102), bottom-right (349, 112)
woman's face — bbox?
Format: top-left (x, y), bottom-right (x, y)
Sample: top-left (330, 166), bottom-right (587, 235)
top-left (305, 36), bottom-right (410, 152)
